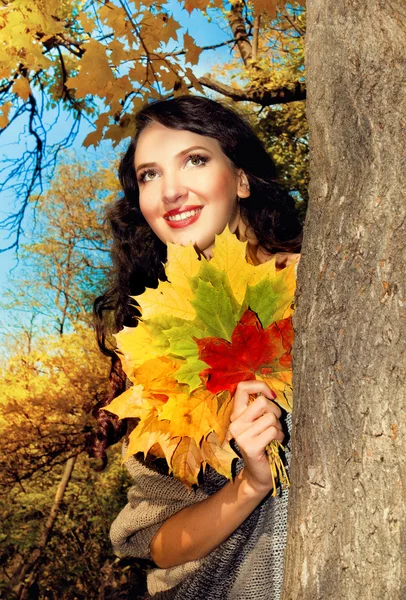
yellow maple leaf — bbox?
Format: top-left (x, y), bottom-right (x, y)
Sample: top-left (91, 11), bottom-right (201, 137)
top-left (158, 388), bottom-right (219, 445)
top-left (257, 370), bottom-right (293, 412)
top-left (209, 227), bottom-right (273, 303)
top-left (105, 355), bottom-right (184, 425)
top-left (125, 412), bottom-right (172, 462)
top-left (210, 227), bottom-right (298, 316)
top-left (66, 39), bottom-right (115, 99)
top-left (201, 432), bottom-right (238, 480)
top-left (139, 240), bottom-right (200, 320)
top-left (104, 384), bottom-right (146, 420)
top-left (115, 321), bottom-right (160, 378)
top-left (0, 102), bottom-right (12, 129)
top-left (136, 356), bottom-right (185, 402)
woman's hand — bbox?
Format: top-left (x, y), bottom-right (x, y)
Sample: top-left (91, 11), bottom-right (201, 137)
top-left (228, 380), bottom-right (284, 496)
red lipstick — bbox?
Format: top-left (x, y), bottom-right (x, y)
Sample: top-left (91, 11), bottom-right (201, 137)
top-left (163, 205), bottom-right (203, 229)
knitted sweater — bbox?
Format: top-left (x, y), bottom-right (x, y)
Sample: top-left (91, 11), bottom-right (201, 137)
top-left (110, 413), bottom-right (291, 599)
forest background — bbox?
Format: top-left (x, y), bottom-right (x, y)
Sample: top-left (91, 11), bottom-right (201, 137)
top-left (0, 1), bottom-right (307, 598)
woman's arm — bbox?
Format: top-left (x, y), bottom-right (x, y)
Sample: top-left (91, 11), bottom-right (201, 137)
top-left (150, 380), bottom-right (284, 569)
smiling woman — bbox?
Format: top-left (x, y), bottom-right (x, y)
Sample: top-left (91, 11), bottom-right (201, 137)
top-left (91, 95), bottom-right (303, 600)
top-left (134, 124), bottom-right (249, 255)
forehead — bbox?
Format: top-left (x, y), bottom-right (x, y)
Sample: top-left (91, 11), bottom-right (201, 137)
top-left (134, 122), bottom-right (223, 164)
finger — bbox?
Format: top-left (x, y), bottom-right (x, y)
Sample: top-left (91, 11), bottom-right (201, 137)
top-left (252, 426), bottom-right (285, 450)
top-left (230, 380), bottom-right (277, 422)
top-left (230, 394), bottom-right (282, 426)
top-left (230, 411), bottom-right (282, 440)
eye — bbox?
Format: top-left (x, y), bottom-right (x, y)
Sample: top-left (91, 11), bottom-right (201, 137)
top-left (185, 154), bottom-right (209, 168)
top-left (138, 168), bottom-right (159, 183)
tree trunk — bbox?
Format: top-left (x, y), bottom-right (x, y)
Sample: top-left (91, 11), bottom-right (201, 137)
top-left (283, 2), bottom-right (406, 599)
top-left (12, 455), bottom-right (78, 600)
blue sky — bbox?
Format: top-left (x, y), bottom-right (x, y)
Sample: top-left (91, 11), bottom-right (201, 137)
top-left (0, 2), bottom-right (231, 292)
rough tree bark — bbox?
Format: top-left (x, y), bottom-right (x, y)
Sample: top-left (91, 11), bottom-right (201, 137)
top-left (283, 2), bottom-right (406, 599)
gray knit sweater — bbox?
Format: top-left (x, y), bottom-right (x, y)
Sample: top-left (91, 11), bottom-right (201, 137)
top-left (110, 414), bottom-right (291, 599)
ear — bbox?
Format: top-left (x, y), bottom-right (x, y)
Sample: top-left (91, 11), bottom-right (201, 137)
top-left (237, 170), bottom-right (250, 198)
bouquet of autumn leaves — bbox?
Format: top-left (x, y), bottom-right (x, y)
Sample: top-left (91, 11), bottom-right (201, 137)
top-left (105, 228), bottom-right (298, 492)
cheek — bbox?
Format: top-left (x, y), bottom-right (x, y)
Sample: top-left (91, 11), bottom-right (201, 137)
top-left (139, 190), bottom-right (157, 222)
top-left (204, 169), bottom-right (238, 203)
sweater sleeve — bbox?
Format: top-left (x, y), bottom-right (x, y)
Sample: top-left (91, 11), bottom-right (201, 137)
top-left (110, 451), bottom-right (209, 560)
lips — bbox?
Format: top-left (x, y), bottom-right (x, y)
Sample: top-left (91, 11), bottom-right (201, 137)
top-left (163, 205), bottom-right (203, 229)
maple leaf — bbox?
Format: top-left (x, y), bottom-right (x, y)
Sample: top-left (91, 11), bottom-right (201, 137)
top-left (105, 356), bottom-right (184, 422)
top-left (114, 321), bottom-right (161, 380)
top-left (158, 388), bottom-right (219, 445)
top-left (164, 320), bottom-right (208, 390)
top-left (210, 228), bottom-right (298, 322)
top-left (66, 39), bottom-right (115, 99)
top-left (125, 412), bottom-right (172, 463)
top-left (243, 259), bottom-right (298, 327)
top-left (170, 436), bottom-right (203, 487)
top-left (191, 278), bottom-right (239, 340)
top-left (201, 432), bottom-right (238, 480)
top-left (13, 77), bottom-right (31, 101)
top-left (197, 309), bottom-right (293, 405)
top-left (104, 384), bottom-right (146, 421)
top-left (184, 32), bottom-right (203, 65)
top-left (137, 240), bottom-right (200, 320)
top-left (0, 102), bottom-right (12, 129)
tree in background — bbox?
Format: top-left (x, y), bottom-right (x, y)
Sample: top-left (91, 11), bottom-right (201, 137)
top-left (0, 0), bottom-right (306, 248)
top-left (0, 159), bottom-right (144, 599)
top-left (2, 159), bottom-right (118, 334)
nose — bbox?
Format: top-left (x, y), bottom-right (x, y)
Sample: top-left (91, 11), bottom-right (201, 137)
top-left (161, 171), bottom-right (187, 205)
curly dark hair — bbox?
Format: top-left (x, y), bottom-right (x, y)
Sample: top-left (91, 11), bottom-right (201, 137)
top-left (89, 95), bottom-right (303, 466)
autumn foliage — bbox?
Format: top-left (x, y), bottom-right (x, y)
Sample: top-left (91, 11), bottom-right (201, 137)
top-left (106, 228), bottom-right (298, 487)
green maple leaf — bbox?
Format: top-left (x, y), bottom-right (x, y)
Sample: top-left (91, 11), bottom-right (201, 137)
top-left (164, 321), bottom-right (209, 391)
top-left (145, 315), bottom-right (185, 353)
top-left (173, 356), bottom-right (208, 391)
top-left (244, 274), bottom-right (295, 328)
top-left (191, 278), bottom-right (240, 340)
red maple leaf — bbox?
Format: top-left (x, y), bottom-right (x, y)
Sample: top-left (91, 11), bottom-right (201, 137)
top-left (196, 309), bottom-right (293, 395)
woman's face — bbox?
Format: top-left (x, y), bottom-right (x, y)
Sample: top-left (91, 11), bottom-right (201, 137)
top-left (134, 123), bottom-right (250, 255)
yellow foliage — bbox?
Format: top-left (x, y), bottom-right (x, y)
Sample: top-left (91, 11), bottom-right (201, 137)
top-left (66, 39), bottom-right (116, 99)
top-left (0, 101), bottom-right (12, 129)
top-left (0, 326), bottom-right (110, 487)
top-left (138, 240), bottom-right (201, 321)
top-left (114, 321), bottom-right (162, 375)
top-left (12, 77), bottom-right (31, 101)
top-left (170, 436), bottom-right (203, 487)
top-left (201, 432), bottom-right (236, 480)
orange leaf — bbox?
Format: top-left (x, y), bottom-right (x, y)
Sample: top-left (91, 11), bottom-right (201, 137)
top-left (13, 77), bottom-right (31, 101)
top-left (171, 436), bottom-right (203, 487)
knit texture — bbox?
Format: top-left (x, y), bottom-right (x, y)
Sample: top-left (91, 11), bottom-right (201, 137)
top-left (110, 413), bottom-right (291, 599)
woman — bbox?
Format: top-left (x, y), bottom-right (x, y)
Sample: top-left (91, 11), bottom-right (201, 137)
top-left (93, 95), bottom-right (302, 599)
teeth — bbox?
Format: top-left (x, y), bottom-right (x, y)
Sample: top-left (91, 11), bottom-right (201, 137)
top-left (166, 209), bottom-right (201, 222)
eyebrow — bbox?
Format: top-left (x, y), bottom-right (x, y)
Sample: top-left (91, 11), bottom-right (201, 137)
top-left (135, 145), bottom-right (212, 173)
